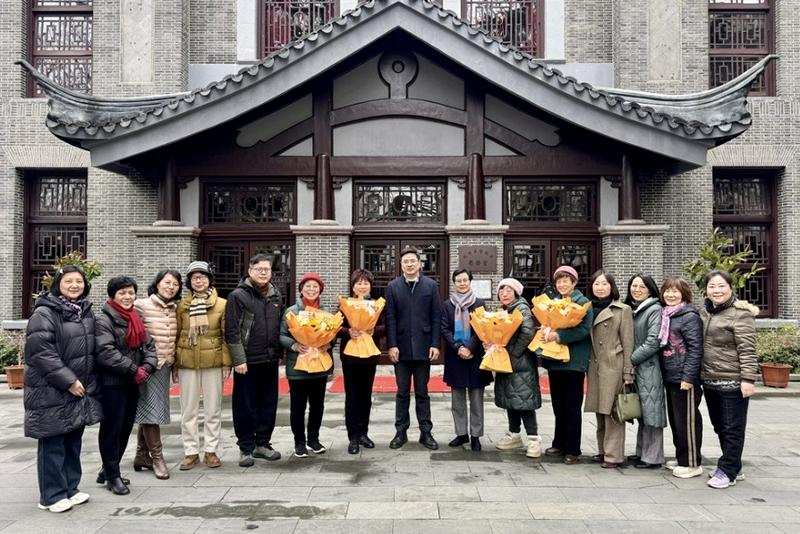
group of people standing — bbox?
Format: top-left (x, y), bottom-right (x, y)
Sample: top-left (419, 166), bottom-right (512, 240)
top-left (22, 245), bottom-right (758, 513)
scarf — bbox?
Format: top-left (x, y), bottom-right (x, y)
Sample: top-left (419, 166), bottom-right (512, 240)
top-left (155, 292), bottom-right (171, 304)
top-left (107, 299), bottom-right (148, 349)
top-left (58, 295), bottom-right (84, 318)
top-left (188, 290), bottom-right (211, 346)
top-left (591, 297), bottom-right (613, 316)
top-left (449, 289), bottom-right (476, 345)
top-left (658, 302), bottom-right (686, 346)
top-left (705, 296), bottom-right (735, 315)
top-left (302, 297), bottom-right (320, 309)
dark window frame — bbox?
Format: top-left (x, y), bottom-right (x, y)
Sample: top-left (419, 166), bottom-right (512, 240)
top-left (708, 0), bottom-right (774, 96)
top-left (712, 167), bottom-right (779, 317)
top-left (352, 177), bottom-right (448, 228)
top-left (461, 0), bottom-right (544, 58)
top-left (199, 177), bottom-right (298, 231)
top-left (258, 0), bottom-right (340, 58)
top-left (28, 0), bottom-right (93, 97)
top-left (502, 177), bottom-right (599, 229)
top-left (23, 169), bottom-right (88, 317)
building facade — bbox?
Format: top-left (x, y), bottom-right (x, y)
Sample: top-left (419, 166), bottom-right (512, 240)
top-left (0, 0), bottom-right (796, 324)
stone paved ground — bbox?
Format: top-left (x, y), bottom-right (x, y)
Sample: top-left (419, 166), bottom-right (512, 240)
top-left (1, 375), bottom-right (799, 533)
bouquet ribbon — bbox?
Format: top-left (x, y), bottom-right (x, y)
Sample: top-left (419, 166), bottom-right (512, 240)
top-left (337, 296), bottom-right (385, 358)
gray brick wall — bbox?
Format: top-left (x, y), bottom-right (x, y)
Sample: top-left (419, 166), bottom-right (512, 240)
top-left (132, 232), bottom-right (199, 298)
top-left (600, 233), bottom-right (665, 288)
top-left (293, 232), bottom-right (352, 312)
top-left (447, 230), bottom-right (505, 310)
top-left (189, 0), bottom-right (237, 64)
top-left (564, 0), bottom-right (612, 63)
top-left (0, 0), bottom-right (27, 99)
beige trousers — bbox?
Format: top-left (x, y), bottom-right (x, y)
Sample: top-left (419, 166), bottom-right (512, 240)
top-left (179, 367), bottom-right (224, 455)
top-left (596, 413), bottom-right (626, 463)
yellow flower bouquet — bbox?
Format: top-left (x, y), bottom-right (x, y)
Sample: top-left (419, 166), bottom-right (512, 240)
top-left (337, 296), bottom-right (386, 357)
top-left (528, 294), bottom-right (591, 362)
top-left (469, 306), bottom-right (524, 374)
top-left (286, 307), bottom-right (344, 373)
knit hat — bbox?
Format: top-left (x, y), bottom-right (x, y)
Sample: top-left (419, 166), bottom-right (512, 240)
top-left (186, 261), bottom-right (214, 284)
top-left (298, 272), bottom-right (325, 293)
top-left (497, 277), bottom-right (524, 298)
top-left (553, 265), bottom-right (579, 282)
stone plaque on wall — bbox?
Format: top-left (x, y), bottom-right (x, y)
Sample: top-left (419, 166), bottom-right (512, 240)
top-left (648, 0), bottom-right (681, 82)
top-left (121, 0), bottom-right (155, 83)
top-left (458, 245), bottom-right (497, 273)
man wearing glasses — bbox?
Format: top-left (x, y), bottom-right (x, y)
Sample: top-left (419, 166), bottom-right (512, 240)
top-left (386, 247), bottom-right (442, 450)
top-left (225, 253), bottom-right (285, 466)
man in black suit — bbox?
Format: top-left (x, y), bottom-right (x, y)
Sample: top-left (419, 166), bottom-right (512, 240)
top-left (385, 247), bottom-right (442, 450)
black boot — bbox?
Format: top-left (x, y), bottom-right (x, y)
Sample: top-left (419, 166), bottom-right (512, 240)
top-left (348, 439), bottom-right (360, 455)
top-left (106, 477), bottom-right (130, 495)
top-left (419, 431), bottom-right (439, 450)
top-left (358, 435), bottom-right (375, 449)
top-left (470, 436), bottom-right (482, 451)
top-left (389, 430), bottom-right (408, 449)
top-left (97, 469), bottom-right (130, 485)
top-left (448, 435), bottom-right (469, 447)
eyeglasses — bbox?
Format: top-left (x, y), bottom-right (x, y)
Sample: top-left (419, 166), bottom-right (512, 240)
top-left (251, 267), bottom-right (272, 273)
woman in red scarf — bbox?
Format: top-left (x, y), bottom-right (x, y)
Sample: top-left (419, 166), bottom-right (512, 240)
top-left (95, 276), bottom-right (157, 495)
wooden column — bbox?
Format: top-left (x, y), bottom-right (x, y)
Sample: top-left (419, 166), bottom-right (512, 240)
top-left (619, 155), bottom-right (642, 223)
top-left (314, 153), bottom-right (335, 221)
top-left (157, 157), bottom-right (180, 222)
top-left (465, 153), bottom-right (486, 221)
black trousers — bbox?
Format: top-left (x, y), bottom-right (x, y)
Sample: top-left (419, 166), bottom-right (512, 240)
top-left (394, 360), bottom-right (432, 433)
top-left (508, 409), bottom-right (538, 435)
top-left (549, 370), bottom-right (585, 456)
top-left (289, 377), bottom-right (327, 445)
top-left (233, 361), bottom-right (279, 452)
top-left (37, 426), bottom-right (84, 506)
top-left (343, 362), bottom-right (377, 440)
top-left (665, 382), bottom-right (703, 467)
top-left (705, 386), bottom-right (749, 480)
top-left (98, 383), bottom-right (139, 479)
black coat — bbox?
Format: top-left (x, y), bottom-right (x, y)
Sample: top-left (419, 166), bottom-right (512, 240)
top-left (225, 278), bottom-right (284, 366)
top-left (95, 302), bottom-right (158, 387)
top-left (659, 304), bottom-right (704, 385)
top-left (385, 275), bottom-right (442, 361)
top-left (441, 297), bottom-right (491, 388)
top-left (494, 298), bottom-right (541, 411)
top-left (23, 294), bottom-right (103, 439)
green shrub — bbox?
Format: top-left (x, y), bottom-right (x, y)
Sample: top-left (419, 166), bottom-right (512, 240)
top-left (0, 330), bottom-right (25, 368)
top-left (757, 325), bottom-right (800, 373)
top-left (684, 228), bottom-right (763, 294)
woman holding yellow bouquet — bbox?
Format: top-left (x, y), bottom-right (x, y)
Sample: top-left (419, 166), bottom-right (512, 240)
top-left (540, 265), bottom-right (593, 465)
top-left (337, 269), bottom-right (385, 455)
top-left (280, 272), bottom-right (332, 458)
top-left (492, 278), bottom-right (541, 458)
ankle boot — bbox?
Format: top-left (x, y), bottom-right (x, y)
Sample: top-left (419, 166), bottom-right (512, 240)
top-left (142, 424), bottom-right (170, 480)
top-left (133, 426), bottom-right (152, 472)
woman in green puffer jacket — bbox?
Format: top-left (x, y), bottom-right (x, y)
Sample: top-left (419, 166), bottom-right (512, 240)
top-left (491, 278), bottom-right (542, 459)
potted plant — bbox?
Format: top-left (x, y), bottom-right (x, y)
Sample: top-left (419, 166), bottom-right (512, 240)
top-left (1, 330), bottom-right (25, 390)
top-left (757, 325), bottom-right (800, 388)
top-left (684, 227), bottom-right (764, 295)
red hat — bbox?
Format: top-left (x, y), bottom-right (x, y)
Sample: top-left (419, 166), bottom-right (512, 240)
top-left (298, 272), bottom-right (325, 293)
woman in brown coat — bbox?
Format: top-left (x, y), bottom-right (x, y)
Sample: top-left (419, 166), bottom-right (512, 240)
top-left (174, 261), bottom-right (231, 470)
top-left (584, 270), bottom-right (634, 468)
top-left (132, 269), bottom-right (182, 480)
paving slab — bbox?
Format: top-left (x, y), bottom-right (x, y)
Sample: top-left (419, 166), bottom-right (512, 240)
top-left (528, 502), bottom-right (626, 520)
top-left (489, 519), bottom-right (590, 533)
top-left (394, 518), bottom-right (493, 534)
top-left (346, 501), bottom-right (438, 519)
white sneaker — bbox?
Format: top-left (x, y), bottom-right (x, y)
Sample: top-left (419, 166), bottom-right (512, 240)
top-left (672, 465), bottom-right (704, 479)
top-left (69, 492), bottom-right (90, 505)
top-left (665, 460), bottom-right (678, 470)
top-left (708, 467), bottom-right (745, 481)
top-left (37, 498), bottom-right (73, 513)
top-left (495, 432), bottom-right (523, 450)
top-left (526, 436), bottom-right (542, 458)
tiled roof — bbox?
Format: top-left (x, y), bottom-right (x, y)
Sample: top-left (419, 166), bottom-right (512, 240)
top-left (19, 0), bottom-right (774, 148)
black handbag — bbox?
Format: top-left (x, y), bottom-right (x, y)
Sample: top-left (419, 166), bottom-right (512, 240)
top-left (611, 382), bottom-right (641, 424)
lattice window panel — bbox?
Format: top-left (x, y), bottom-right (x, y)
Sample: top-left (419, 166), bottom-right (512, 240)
top-left (713, 176), bottom-right (770, 216)
top-left (555, 243), bottom-right (593, 283)
top-left (356, 243), bottom-right (397, 301)
top-left (205, 183), bottom-right (296, 225)
top-left (261, 0), bottom-right (336, 56)
top-left (32, 175), bottom-right (88, 216)
top-left (31, 225), bottom-right (87, 268)
top-left (463, 0), bottom-right (542, 57)
top-left (355, 183), bottom-right (445, 224)
top-left (505, 183), bottom-right (595, 223)
top-left (708, 1), bottom-right (772, 95)
top-left (509, 243), bottom-right (547, 298)
top-left (205, 241), bottom-right (294, 307)
top-left (31, 1), bottom-right (93, 96)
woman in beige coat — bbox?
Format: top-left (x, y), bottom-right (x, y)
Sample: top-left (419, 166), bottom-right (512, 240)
top-left (584, 270), bottom-right (634, 468)
top-left (133, 269), bottom-right (182, 480)
top-left (173, 261), bottom-right (231, 470)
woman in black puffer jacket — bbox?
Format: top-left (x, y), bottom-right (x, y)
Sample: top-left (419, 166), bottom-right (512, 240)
top-left (659, 276), bottom-right (704, 480)
top-left (24, 266), bottom-right (103, 513)
top-left (95, 276), bottom-right (157, 495)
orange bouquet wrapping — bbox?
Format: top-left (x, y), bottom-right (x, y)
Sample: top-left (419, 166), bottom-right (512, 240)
top-left (286, 307), bottom-right (343, 373)
top-left (469, 306), bottom-right (524, 374)
top-left (528, 294), bottom-right (591, 362)
top-left (337, 296), bottom-right (386, 357)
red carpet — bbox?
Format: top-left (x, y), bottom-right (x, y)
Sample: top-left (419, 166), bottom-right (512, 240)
top-left (169, 374), bottom-right (582, 396)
